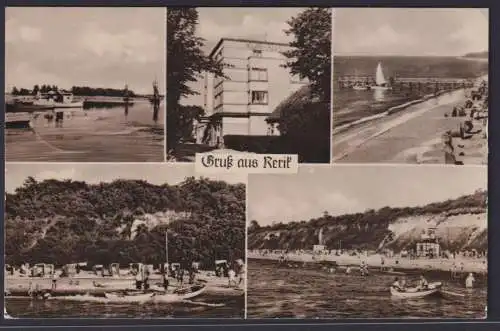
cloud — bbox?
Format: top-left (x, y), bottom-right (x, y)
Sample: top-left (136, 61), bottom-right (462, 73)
top-left (79, 24), bottom-right (161, 64)
top-left (5, 61), bottom-right (69, 92)
top-left (6, 19), bottom-right (42, 43)
top-left (449, 14), bottom-right (489, 53)
top-left (198, 13), bottom-right (292, 44)
top-left (250, 188), bottom-right (360, 225)
top-left (338, 24), bottom-right (415, 55)
top-left (335, 8), bottom-right (488, 56)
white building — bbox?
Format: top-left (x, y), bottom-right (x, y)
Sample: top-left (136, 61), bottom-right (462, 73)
top-left (194, 38), bottom-right (308, 147)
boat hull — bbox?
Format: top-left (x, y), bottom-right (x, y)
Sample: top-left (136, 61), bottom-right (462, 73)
top-left (104, 292), bottom-right (155, 302)
top-left (6, 104), bottom-right (55, 113)
top-left (390, 283), bottom-right (441, 299)
top-left (33, 101), bottom-right (84, 109)
top-left (371, 85), bottom-right (391, 91)
top-left (6, 120), bottom-right (32, 129)
top-left (154, 285), bottom-right (206, 302)
top-left (103, 284), bottom-right (206, 303)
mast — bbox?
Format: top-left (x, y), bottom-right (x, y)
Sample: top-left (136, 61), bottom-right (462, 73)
top-left (165, 231), bottom-right (169, 266)
top-left (123, 84), bottom-right (130, 102)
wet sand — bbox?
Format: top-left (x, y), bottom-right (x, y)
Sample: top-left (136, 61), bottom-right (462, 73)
top-left (332, 89), bottom-right (476, 164)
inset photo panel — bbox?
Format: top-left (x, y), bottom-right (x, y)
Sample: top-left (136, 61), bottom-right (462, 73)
top-left (166, 7), bottom-right (331, 163)
top-left (331, 8), bottom-right (488, 165)
top-left (247, 165), bottom-right (487, 318)
top-left (5, 7), bottom-right (166, 162)
top-left (4, 163), bottom-right (245, 318)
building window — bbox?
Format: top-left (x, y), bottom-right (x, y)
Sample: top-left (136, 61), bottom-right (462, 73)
top-left (250, 68), bottom-right (268, 81)
top-left (250, 91), bottom-right (268, 105)
top-left (252, 49), bottom-right (263, 57)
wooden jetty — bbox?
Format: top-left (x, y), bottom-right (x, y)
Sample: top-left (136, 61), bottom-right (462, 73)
top-left (337, 75), bottom-right (475, 90)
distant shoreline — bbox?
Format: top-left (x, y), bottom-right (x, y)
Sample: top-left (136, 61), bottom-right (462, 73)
top-left (457, 56), bottom-right (488, 63)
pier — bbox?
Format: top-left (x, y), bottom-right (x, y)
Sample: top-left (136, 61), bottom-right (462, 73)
top-left (337, 76), bottom-right (475, 90)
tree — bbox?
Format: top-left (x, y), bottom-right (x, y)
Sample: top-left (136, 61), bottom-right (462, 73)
top-left (11, 86), bottom-right (19, 95)
top-left (32, 85), bottom-right (40, 96)
top-left (249, 220), bottom-right (260, 232)
top-left (282, 8), bottom-right (332, 102)
top-left (166, 8), bottom-right (224, 153)
top-left (176, 105), bottom-right (205, 142)
top-left (272, 8), bottom-right (332, 163)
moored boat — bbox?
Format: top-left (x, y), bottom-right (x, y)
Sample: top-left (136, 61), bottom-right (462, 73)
top-left (104, 292), bottom-right (155, 302)
top-left (33, 90), bottom-right (84, 109)
top-left (372, 62), bottom-right (392, 90)
top-left (103, 284), bottom-right (206, 303)
top-left (153, 284), bottom-right (206, 302)
top-left (6, 102), bottom-right (55, 113)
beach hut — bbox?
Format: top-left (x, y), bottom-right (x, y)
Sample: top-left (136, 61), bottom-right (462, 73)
top-left (109, 263), bottom-right (120, 276)
top-left (215, 260), bottom-right (228, 277)
top-left (31, 263), bottom-right (54, 277)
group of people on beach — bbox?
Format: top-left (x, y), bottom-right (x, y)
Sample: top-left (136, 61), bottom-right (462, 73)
top-left (443, 78), bottom-right (488, 164)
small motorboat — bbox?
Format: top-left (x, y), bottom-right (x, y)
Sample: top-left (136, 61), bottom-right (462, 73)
top-left (104, 291), bottom-right (155, 302)
top-left (153, 284), bottom-right (206, 303)
top-left (390, 282), bottom-right (442, 299)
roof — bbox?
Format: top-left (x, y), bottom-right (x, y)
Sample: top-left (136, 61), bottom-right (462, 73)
top-left (209, 37), bottom-right (290, 58)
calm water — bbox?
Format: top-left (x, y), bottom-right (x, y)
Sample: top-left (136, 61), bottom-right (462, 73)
top-left (6, 294), bottom-right (244, 318)
top-left (333, 56), bottom-right (488, 126)
top-left (247, 260), bottom-right (487, 319)
top-left (5, 101), bottom-right (164, 162)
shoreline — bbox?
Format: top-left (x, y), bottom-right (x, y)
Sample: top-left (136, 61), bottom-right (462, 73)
top-left (333, 89), bottom-right (457, 136)
top-left (333, 73), bottom-right (487, 137)
top-left (5, 270), bottom-right (245, 298)
top-left (248, 252), bottom-right (487, 274)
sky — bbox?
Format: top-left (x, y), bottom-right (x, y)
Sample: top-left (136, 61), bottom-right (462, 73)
top-left (248, 165), bottom-right (487, 226)
top-left (334, 8), bottom-right (489, 56)
top-left (179, 7), bottom-right (303, 106)
top-left (5, 7), bottom-right (165, 94)
top-left (5, 163), bottom-right (246, 193)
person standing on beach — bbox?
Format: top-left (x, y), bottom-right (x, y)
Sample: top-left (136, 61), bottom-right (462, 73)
top-left (465, 273), bottom-right (476, 289)
top-left (51, 270), bottom-right (59, 291)
top-left (135, 268), bottom-right (142, 290)
top-left (228, 268), bottom-right (236, 287)
top-left (162, 273), bottom-right (169, 291)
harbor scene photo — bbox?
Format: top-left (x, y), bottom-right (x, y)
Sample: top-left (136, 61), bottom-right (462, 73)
top-left (5, 8), bottom-right (165, 162)
top-left (247, 165), bottom-right (487, 318)
top-left (4, 164), bottom-right (246, 318)
top-left (167, 7), bottom-right (331, 163)
top-left (331, 8), bottom-right (488, 165)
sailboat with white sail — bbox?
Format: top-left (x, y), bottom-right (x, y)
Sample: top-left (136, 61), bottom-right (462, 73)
top-left (371, 62), bottom-right (391, 90)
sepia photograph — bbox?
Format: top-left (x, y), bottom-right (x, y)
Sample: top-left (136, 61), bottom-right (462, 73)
top-left (247, 165), bottom-right (487, 318)
top-left (4, 164), bottom-right (245, 318)
top-left (167, 7), bottom-right (331, 163)
top-left (5, 8), bottom-right (165, 162)
top-left (332, 8), bottom-right (488, 165)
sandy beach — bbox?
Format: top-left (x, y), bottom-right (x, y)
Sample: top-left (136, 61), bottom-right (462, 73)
top-left (248, 251), bottom-right (487, 274)
top-left (5, 270), bottom-right (244, 297)
top-left (332, 83), bottom-right (487, 164)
